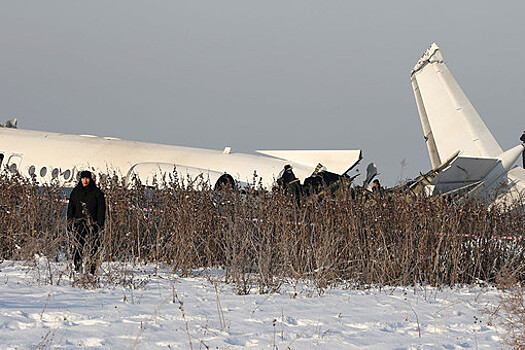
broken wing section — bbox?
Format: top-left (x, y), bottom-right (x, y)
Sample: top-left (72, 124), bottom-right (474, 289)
top-left (430, 156), bottom-right (499, 194)
top-left (255, 150), bottom-right (362, 175)
top-left (410, 43), bottom-right (502, 169)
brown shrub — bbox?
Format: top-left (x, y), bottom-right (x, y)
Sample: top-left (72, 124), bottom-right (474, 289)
top-left (1, 169), bottom-right (524, 293)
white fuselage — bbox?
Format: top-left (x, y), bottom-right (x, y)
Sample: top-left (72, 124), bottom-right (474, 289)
top-left (0, 128), bottom-right (322, 188)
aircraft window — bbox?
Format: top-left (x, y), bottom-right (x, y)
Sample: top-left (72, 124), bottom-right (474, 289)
top-left (63, 169), bottom-right (71, 181)
top-left (52, 168), bottom-right (59, 179)
top-left (40, 167), bottom-right (47, 177)
top-left (9, 163), bottom-right (17, 173)
top-left (0, 153), bottom-right (4, 167)
top-left (28, 165), bottom-right (36, 176)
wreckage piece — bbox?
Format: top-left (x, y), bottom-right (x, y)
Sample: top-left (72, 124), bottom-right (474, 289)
top-left (0, 118), bottom-right (17, 129)
top-left (410, 43), bottom-right (525, 205)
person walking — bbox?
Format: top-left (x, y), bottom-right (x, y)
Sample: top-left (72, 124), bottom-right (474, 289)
top-left (67, 170), bottom-right (106, 274)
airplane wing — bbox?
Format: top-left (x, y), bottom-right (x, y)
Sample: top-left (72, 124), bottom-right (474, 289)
top-left (255, 150), bottom-right (362, 175)
top-left (410, 43), bottom-right (503, 169)
top-left (430, 156), bottom-right (499, 193)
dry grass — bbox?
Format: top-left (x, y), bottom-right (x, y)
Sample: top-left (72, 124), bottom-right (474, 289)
top-left (2, 169), bottom-right (525, 344)
top-left (1, 169), bottom-right (524, 292)
top-left (500, 285), bottom-right (525, 349)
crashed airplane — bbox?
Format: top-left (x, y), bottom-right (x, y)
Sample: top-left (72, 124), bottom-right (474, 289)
top-left (410, 43), bottom-right (525, 205)
top-left (2, 43), bottom-right (523, 203)
top-left (0, 122), bottom-right (361, 190)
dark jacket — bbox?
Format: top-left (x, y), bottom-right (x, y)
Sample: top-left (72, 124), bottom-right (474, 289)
top-left (278, 168), bottom-right (298, 187)
top-left (67, 181), bottom-right (106, 229)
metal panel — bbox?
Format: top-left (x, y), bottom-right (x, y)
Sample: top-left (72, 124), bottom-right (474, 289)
top-left (411, 43), bottom-right (502, 164)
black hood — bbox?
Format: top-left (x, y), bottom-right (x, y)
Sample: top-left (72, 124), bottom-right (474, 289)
top-left (74, 178), bottom-right (97, 191)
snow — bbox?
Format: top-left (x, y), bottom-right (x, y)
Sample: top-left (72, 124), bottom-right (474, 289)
top-left (0, 260), bottom-right (506, 349)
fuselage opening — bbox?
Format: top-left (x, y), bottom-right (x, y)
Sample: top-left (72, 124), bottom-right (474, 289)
top-left (214, 173), bottom-right (237, 191)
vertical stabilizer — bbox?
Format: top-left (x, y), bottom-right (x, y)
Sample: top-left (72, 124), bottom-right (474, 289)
top-left (410, 43), bottom-right (502, 169)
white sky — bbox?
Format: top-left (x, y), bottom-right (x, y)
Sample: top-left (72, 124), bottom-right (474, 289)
top-left (1, 1), bottom-right (524, 185)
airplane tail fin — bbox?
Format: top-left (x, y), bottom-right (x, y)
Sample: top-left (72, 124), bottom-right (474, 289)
top-left (411, 44), bottom-right (525, 199)
top-left (410, 43), bottom-right (502, 169)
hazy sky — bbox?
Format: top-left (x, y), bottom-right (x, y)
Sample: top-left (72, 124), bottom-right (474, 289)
top-left (1, 1), bottom-right (524, 186)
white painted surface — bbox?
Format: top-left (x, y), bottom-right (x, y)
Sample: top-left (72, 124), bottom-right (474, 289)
top-left (411, 43), bottom-right (525, 203)
top-left (411, 43), bottom-right (502, 167)
top-left (256, 149), bottom-right (361, 175)
top-left (0, 128), bottom-right (361, 188)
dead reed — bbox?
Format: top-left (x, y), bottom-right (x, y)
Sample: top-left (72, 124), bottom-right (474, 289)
top-left (1, 169), bottom-right (524, 293)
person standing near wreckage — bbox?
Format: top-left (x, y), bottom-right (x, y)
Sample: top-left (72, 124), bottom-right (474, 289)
top-left (67, 171), bottom-right (106, 275)
top-left (372, 179), bottom-right (385, 198)
top-left (278, 164), bottom-right (302, 204)
top-left (521, 131), bottom-right (525, 167)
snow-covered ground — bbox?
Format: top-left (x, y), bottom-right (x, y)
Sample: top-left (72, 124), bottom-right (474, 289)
top-left (0, 260), bottom-right (506, 349)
